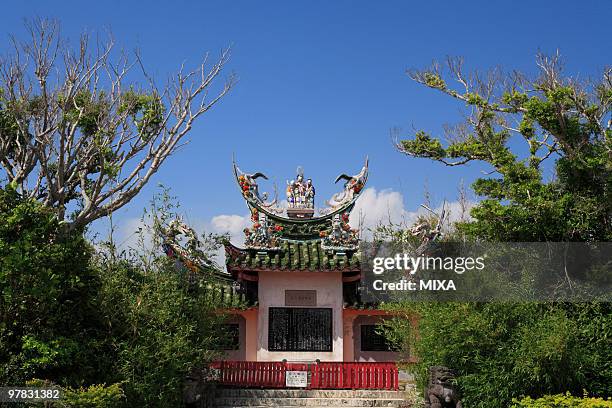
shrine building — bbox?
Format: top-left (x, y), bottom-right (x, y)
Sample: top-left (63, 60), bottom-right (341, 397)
top-left (221, 158), bottom-right (404, 365)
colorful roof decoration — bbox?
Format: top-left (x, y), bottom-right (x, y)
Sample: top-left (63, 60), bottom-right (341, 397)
top-left (233, 157), bottom-right (368, 221)
top-left (231, 158), bottom-right (368, 254)
top-left (226, 158), bottom-right (369, 276)
top-left (160, 158), bottom-right (370, 281)
top-left (160, 218), bottom-right (232, 281)
top-left (157, 158), bottom-right (372, 308)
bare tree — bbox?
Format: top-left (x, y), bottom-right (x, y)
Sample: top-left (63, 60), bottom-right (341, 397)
top-left (0, 18), bottom-right (236, 230)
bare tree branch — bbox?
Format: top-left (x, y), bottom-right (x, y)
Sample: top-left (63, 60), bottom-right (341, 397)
top-left (0, 18), bottom-right (235, 230)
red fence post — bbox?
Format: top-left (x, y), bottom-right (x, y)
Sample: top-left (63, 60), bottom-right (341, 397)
top-left (314, 362), bottom-right (321, 389)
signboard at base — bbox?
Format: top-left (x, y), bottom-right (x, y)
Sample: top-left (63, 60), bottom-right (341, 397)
top-left (285, 371), bottom-right (308, 387)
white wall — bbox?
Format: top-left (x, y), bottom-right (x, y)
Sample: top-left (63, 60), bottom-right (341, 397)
top-left (256, 270), bottom-right (344, 362)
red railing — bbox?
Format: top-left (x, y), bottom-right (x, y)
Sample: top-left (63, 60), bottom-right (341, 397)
top-left (210, 361), bottom-right (398, 390)
top-left (211, 361), bottom-right (287, 388)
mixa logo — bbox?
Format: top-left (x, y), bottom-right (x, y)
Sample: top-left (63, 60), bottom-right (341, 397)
top-left (419, 279), bottom-right (456, 290)
top-left (372, 279), bottom-right (456, 291)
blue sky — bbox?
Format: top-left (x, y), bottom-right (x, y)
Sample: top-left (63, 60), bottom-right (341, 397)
top-left (2, 1), bottom-right (611, 246)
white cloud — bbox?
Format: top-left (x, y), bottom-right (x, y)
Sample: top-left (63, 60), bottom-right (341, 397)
top-left (209, 213), bottom-right (250, 262)
top-left (349, 187), bottom-right (475, 238)
top-left (211, 214), bottom-right (251, 238)
top-left (440, 199), bottom-right (475, 226)
top-left (350, 187), bottom-right (417, 233)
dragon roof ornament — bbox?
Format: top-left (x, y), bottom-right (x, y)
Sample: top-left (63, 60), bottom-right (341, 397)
top-left (233, 159), bottom-right (281, 212)
top-left (320, 157), bottom-right (369, 216)
top-left (159, 218), bottom-right (222, 275)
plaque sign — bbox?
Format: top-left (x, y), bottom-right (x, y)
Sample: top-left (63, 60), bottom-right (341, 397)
top-left (285, 290), bottom-right (317, 306)
top-left (285, 371), bottom-right (308, 388)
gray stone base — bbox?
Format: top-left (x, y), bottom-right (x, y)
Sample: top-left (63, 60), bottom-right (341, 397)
top-left (214, 388), bottom-right (418, 407)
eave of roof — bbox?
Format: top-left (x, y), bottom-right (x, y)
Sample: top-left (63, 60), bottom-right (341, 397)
top-left (225, 240), bottom-right (360, 272)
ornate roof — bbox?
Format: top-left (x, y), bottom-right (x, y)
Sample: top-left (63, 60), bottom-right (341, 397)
top-left (226, 158), bottom-right (369, 274)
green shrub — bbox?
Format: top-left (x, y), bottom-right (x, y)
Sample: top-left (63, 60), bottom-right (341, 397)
top-left (26, 379), bottom-right (124, 407)
top-left (93, 255), bottom-right (228, 406)
top-left (62, 383), bottom-right (125, 408)
top-left (0, 186), bottom-right (231, 406)
top-left (0, 186), bottom-right (105, 385)
top-left (385, 302), bottom-right (611, 408)
top-left (88, 189), bottom-right (233, 406)
top-left (511, 392), bottom-right (612, 407)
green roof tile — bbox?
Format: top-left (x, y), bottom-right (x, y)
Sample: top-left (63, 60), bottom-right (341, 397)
top-left (225, 240), bottom-right (360, 272)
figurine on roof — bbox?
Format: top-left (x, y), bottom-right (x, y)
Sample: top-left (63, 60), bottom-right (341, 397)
top-left (159, 218), bottom-right (216, 275)
top-left (238, 172), bottom-right (267, 201)
top-left (244, 210), bottom-right (283, 249)
top-left (286, 167), bottom-right (315, 210)
top-left (305, 178), bottom-right (315, 208)
top-left (321, 212), bottom-right (359, 250)
top-left (411, 202), bottom-right (447, 256)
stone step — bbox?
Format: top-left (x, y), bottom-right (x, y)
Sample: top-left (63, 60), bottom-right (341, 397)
top-left (213, 397), bottom-right (405, 407)
top-left (215, 389), bottom-right (407, 399)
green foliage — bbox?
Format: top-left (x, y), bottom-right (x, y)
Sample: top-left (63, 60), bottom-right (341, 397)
top-left (0, 186), bottom-right (232, 407)
top-left (511, 392), bottom-right (612, 408)
top-left (92, 253), bottom-right (227, 407)
top-left (118, 89), bottom-right (164, 140)
top-left (0, 91), bottom-right (25, 158)
top-left (62, 383), bottom-right (125, 408)
top-left (61, 90), bottom-right (110, 137)
top-left (55, 88), bottom-right (163, 182)
top-left (401, 58), bottom-right (612, 241)
top-left (423, 72), bottom-right (447, 90)
top-left (0, 186), bottom-right (104, 385)
top-left (88, 188), bottom-right (232, 406)
top-left (26, 379), bottom-right (125, 408)
top-left (395, 59), bottom-right (612, 403)
top-left (57, 88), bottom-right (164, 143)
top-left (20, 335), bottom-right (79, 372)
top-left (400, 131), bottom-right (446, 160)
top-left (384, 302), bottom-right (612, 408)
